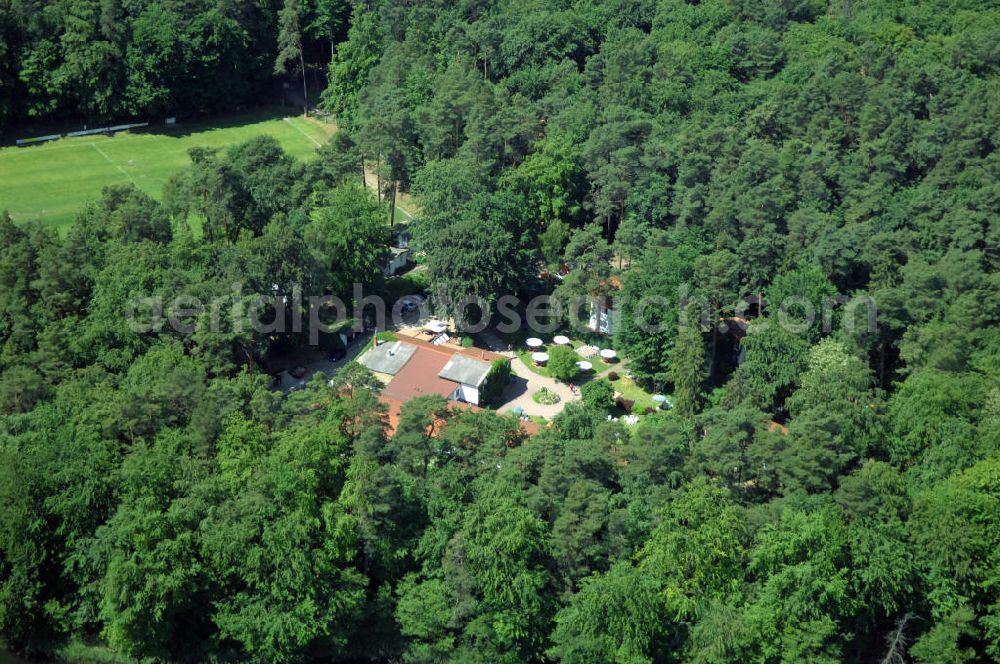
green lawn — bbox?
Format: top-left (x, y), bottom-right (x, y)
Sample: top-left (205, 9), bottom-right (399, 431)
top-left (609, 375), bottom-right (665, 414)
top-left (0, 108), bottom-right (334, 231)
top-left (515, 348), bottom-right (558, 379)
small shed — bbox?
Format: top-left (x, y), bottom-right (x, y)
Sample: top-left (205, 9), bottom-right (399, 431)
top-left (438, 354), bottom-right (492, 405)
top-left (385, 247), bottom-right (411, 276)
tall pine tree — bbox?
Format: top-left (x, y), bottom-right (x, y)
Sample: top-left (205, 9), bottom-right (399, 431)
top-left (671, 303), bottom-right (707, 421)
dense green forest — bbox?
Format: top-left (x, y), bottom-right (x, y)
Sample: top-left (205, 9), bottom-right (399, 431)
top-left (1, 0), bottom-right (999, 662)
top-left (0, 0), bottom-right (347, 132)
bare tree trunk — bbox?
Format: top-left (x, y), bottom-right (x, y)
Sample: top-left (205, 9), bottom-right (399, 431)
top-left (880, 613), bottom-right (913, 664)
top-left (360, 154), bottom-right (366, 189)
top-left (879, 342), bottom-right (887, 388)
top-left (376, 156), bottom-right (381, 204)
top-left (390, 184), bottom-right (397, 227)
top-left (709, 303), bottom-right (719, 379)
top-left (299, 50), bottom-right (308, 116)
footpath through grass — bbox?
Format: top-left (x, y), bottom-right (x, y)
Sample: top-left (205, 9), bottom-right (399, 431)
top-left (0, 108), bottom-right (334, 231)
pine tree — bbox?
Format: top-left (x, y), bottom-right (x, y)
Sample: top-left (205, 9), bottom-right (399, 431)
top-left (671, 303), bottom-right (707, 420)
top-left (276, 0), bottom-right (308, 115)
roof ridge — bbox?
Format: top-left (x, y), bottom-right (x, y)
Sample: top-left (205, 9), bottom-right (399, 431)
top-left (398, 334), bottom-right (504, 362)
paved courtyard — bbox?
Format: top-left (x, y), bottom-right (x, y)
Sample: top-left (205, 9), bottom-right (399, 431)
top-left (495, 355), bottom-right (580, 418)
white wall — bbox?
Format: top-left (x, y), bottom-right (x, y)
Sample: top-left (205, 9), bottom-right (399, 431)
top-left (454, 384), bottom-right (479, 406)
top-left (385, 252), bottom-right (409, 276)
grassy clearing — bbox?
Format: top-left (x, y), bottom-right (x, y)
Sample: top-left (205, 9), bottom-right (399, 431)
top-left (0, 108), bottom-right (334, 231)
top-left (515, 348), bottom-right (556, 378)
top-left (609, 375), bottom-right (666, 414)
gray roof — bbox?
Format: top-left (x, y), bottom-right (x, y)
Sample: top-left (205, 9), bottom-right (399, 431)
top-left (438, 354), bottom-right (492, 387)
top-left (357, 341), bottom-right (417, 375)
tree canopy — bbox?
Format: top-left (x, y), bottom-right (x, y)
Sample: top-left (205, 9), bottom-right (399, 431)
top-left (1, 0), bottom-right (999, 661)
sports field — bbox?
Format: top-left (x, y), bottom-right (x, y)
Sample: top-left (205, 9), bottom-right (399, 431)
top-left (0, 109), bottom-right (335, 231)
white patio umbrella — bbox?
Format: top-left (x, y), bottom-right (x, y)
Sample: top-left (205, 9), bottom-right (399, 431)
top-left (531, 351), bottom-right (549, 365)
top-left (552, 335), bottom-right (571, 345)
top-left (576, 361), bottom-right (593, 371)
top-left (426, 320), bottom-right (447, 333)
top-left (526, 337), bottom-right (544, 349)
top-left (599, 348), bottom-right (617, 360)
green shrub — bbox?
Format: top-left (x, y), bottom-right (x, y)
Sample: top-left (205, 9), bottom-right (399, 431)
top-left (581, 379), bottom-right (614, 412)
top-left (547, 346), bottom-right (580, 382)
top-left (533, 387), bottom-right (561, 405)
top-left (480, 359), bottom-right (512, 406)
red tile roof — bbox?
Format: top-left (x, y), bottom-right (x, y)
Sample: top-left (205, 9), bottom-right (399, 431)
top-left (381, 346), bottom-right (457, 402)
top-left (370, 335), bottom-right (531, 438)
top-left (375, 335), bottom-right (507, 403)
top-left (379, 394), bottom-right (477, 437)
top-left (394, 332), bottom-right (507, 363)
top-left (767, 420), bottom-right (789, 435)
top-left (379, 393), bottom-right (540, 439)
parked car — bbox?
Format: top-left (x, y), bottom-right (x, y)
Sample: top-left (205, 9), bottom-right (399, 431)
top-left (401, 300), bottom-right (418, 313)
top-left (327, 348), bottom-right (347, 362)
top-left (289, 365), bottom-right (307, 379)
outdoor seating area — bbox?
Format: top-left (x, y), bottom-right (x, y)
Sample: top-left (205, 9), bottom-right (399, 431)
top-left (517, 335), bottom-right (624, 376)
top-left (523, 337), bottom-right (618, 361)
top-left (425, 320), bottom-right (447, 334)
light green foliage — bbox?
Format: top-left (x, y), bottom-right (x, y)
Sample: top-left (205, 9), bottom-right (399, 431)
top-left (639, 480), bottom-right (747, 622)
top-left (738, 504), bottom-right (854, 663)
top-left (1, 0), bottom-right (999, 660)
top-left (304, 183), bottom-right (390, 296)
top-left (910, 606), bottom-right (978, 664)
top-left (888, 368), bottom-right (992, 477)
top-left (321, 7), bottom-right (383, 127)
top-left (911, 456), bottom-right (1000, 659)
top-left (203, 419), bottom-right (365, 661)
top-left (671, 305), bottom-right (707, 421)
top-left (548, 561), bottom-right (666, 664)
top-left (768, 264), bottom-right (838, 341)
top-left (0, 111), bottom-right (332, 231)
top-left (726, 320), bottom-right (810, 412)
top-left (480, 359), bottom-right (512, 407)
top-left (581, 379), bottom-right (614, 413)
top-left (617, 241), bottom-right (698, 383)
top-left (547, 345), bottom-right (580, 382)
top-left (533, 387), bottom-right (561, 405)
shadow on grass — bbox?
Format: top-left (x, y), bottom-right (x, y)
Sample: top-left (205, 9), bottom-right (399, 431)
top-left (3, 105), bottom-right (319, 149)
top-left (140, 106), bottom-right (306, 140)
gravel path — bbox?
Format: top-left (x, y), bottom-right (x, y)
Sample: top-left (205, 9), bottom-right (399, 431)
top-left (496, 355), bottom-right (580, 418)
top-left (475, 329), bottom-right (581, 418)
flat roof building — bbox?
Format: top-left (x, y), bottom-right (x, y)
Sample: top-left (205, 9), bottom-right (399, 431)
top-left (356, 336), bottom-right (505, 407)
